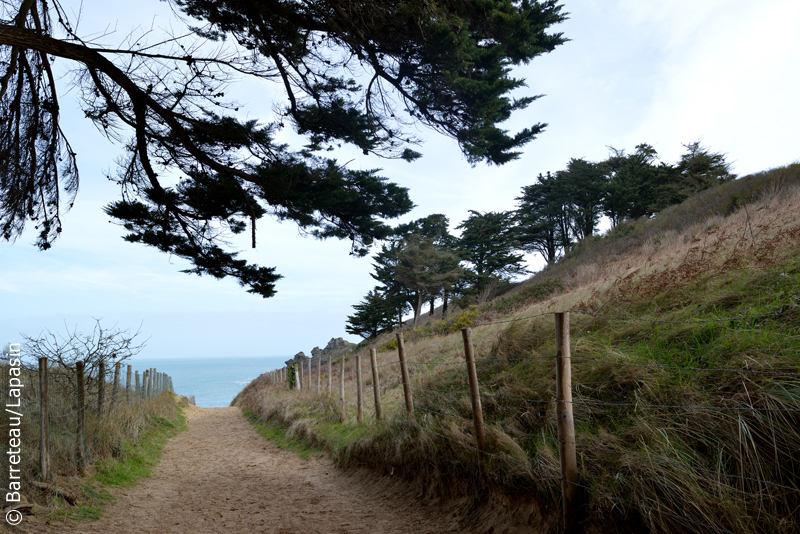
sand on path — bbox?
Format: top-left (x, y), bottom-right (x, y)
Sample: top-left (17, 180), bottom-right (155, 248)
top-left (32, 405), bottom-right (472, 534)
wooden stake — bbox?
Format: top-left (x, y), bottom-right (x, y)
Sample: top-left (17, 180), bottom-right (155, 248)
top-left (98, 361), bottom-right (105, 421)
top-left (555, 312), bottom-right (579, 533)
top-left (126, 365), bottom-right (132, 404)
top-left (135, 370), bottom-right (141, 398)
top-left (76, 360), bottom-right (86, 473)
top-left (38, 357), bottom-right (49, 481)
top-left (370, 348), bottom-right (382, 421)
top-left (396, 334), bottom-right (414, 421)
top-left (461, 328), bottom-right (486, 462)
top-left (356, 352), bottom-right (363, 424)
top-left (327, 355), bottom-right (332, 397)
top-left (307, 358), bottom-right (311, 391)
top-left (339, 355), bottom-right (345, 413)
top-left (112, 362), bottom-right (121, 412)
top-left (316, 356), bottom-right (321, 394)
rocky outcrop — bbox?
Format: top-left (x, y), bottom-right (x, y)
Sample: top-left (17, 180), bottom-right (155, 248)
top-left (285, 351), bottom-right (310, 367)
top-left (307, 338), bottom-right (356, 367)
top-left (325, 337), bottom-right (352, 353)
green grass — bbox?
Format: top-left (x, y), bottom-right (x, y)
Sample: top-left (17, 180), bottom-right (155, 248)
top-left (243, 409), bottom-right (322, 458)
top-left (51, 402), bottom-right (186, 523)
top-left (51, 484), bottom-right (113, 522)
top-left (94, 413), bottom-right (187, 487)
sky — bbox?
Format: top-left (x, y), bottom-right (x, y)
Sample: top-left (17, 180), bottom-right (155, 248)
top-left (1, 0), bottom-right (799, 365)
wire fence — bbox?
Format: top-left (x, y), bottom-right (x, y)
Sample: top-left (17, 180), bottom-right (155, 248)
top-left (263, 304), bottom-right (799, 534)
top-left (0, 357), bottom-right (175, 495)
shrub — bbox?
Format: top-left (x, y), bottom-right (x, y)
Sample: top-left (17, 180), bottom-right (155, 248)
top-left (435, 306), bottom-right (481, 334)
top-left (377, 337), bottom-right (398, 352)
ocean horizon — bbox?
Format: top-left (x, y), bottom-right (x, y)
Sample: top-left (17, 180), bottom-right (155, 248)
top-left (127, 355), bottom-right (288, 407)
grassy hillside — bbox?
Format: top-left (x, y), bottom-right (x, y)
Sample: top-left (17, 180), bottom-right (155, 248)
top-left (234, 163), bottom-right (800, 534)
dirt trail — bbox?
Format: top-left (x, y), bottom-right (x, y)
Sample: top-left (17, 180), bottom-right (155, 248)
top-left (31, 405), bottom-right (481, 534)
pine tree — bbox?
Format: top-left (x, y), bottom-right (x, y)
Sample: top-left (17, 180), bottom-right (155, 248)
top-left (0, 0), bottom-right (567, 297)
top-left (602, 143), bottom-right (661, 226)
top-left (394, 237), bottom-right (463, 328)
top-left (370, 243), bottom-right (414, 326)
top-left (394, 213), bottom-right (459, 315)
top-left (515, 172), bottom-right (567, 264)
top-left (345, 288), bottom-right (397, 340)
top-left (675, 141), bottom-right (736, 190)
top-left (558, 158), bottom-right (606, 240)
top-left (457, 210), bottom-right (527, 297)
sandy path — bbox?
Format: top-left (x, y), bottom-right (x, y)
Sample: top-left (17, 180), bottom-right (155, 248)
top-left (35, 405), bottom-right (471, 534)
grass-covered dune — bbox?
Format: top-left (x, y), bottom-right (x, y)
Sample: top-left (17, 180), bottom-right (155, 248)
top-left (234, 163), bottom-right (800, 534)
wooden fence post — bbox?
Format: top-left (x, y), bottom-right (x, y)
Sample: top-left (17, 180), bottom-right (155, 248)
top-left (316, 356), bottom-right (321, 394)
top-left (356, 352), bottom-right (363, 424)
top-left (38, 357), bottom-right (49, 481)
top-left (126, 365), bottom-right (132, 404)
top-left (296, 362), bottom-right (302, 391)
top-left (396, 333), bottom-right (414, 421)
top-left (76, 360), bottom-right (86, 473)
top-left (555, 312), bottom-right (579, 533)
top-left (370, 348), bottom-right (382, 421)
top-left (135, 370), bottom-right (141, 399)
top-left (98, 361), bottom-right (105, 420)
top-left (327, 356), bottom-right (332, 397)
top-left (339, 355), bottom-right (346, 413)
top-left (461, 328), bottom-right (486, 463)
top-left (144, 369), bottom-right (150, 398)
top-left (112, 362), bottom-right (121, 412)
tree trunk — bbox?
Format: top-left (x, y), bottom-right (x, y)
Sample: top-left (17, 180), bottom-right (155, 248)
top-left (412, 293), bottom-right (423, 329)
top-left (442, 289), bottom-right (449, 318)
top-left (429, 296), bottom-right (435, 318)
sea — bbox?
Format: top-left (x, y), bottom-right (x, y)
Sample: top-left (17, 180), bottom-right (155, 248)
top-left (127, 355), bottom-right (288, 408)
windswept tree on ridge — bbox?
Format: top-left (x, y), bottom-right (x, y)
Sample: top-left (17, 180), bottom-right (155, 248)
top-left (345, 288), bottom-right (397, 340)
top-left (394, 235), bottom-right (463, 328)
top-left (515, 141), bottom-right (737, 265)
top-left (515, 171), bottom-right (568, 265)
top-left (457, 210), bottom-right (528, 299)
